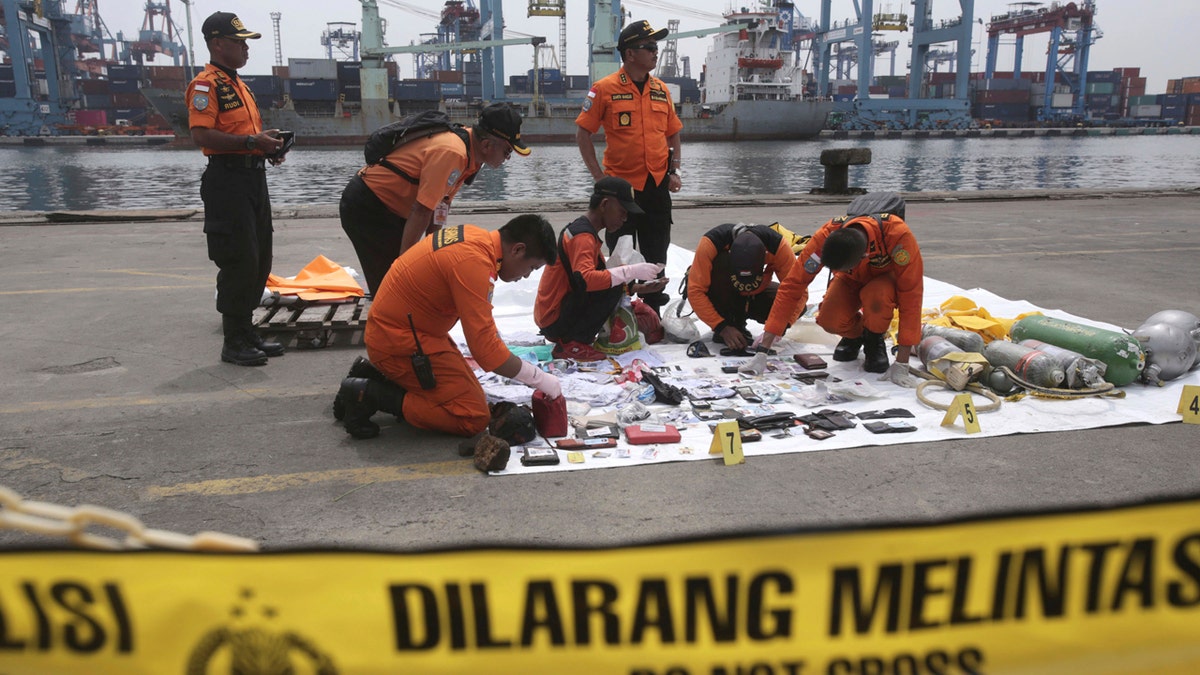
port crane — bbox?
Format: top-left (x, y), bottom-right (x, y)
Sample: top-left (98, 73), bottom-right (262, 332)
top-left (812, 0), bottom-right (975, 129)
top-left (984, 0), bottom-right (1100, 121)
top-left (126, 0), bottom-right (186, 65)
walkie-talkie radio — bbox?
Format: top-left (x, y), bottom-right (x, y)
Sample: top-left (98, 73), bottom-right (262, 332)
top-left (408, 313), bottom-right (436, 390)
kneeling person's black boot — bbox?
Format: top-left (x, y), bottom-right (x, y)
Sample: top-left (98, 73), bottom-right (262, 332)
top-left (221, 315), bottom-right (267, 366)
top-left (339, 377), bottom-right (380, 439)
top-left (862, 330), bottom-right (890, 373)
top-left (832, 335), bottom-right (863, 362)
top-left (333, 356), bottom-right (390, 420)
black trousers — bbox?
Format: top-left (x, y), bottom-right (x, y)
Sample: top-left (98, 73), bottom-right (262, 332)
top-left (201, 162), bottom-right (272, 328)
top-left (605, 173), bottom-right (672, 310)
top-left (540, 286), bottom-right (624, 344)
top-left (705, 251), bottom-right (780, 329)
top-left (340, 174), bottom-right (407, 296)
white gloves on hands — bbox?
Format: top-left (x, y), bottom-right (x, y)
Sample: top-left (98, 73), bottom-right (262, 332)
top-left (738, 352), bottom-right (769, 376)
top-left (880, 362), bottom-right (919, 388)
top-left (609, 262), bottom-right (665, 287)
top-left (514, 360), bottom-right (562, 399)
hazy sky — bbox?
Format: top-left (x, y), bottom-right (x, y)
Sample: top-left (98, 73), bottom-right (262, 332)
top-left (98, 1), bottom-right (1193, 92)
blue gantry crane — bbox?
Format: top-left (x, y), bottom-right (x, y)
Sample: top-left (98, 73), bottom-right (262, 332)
top-left (812, 0), bottom-right (976, 130)
top-left (1, 0), bottom-right (76, 135)
top-left (984, 0), bottom-right (1100, 122)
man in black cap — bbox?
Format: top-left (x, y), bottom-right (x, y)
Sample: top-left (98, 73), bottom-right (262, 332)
top-left (575, 20), bottom-right (682, 317)
top-left (686, 224), bottom-right (797, 350)
top-left (533, 177), bottom-right (667, 361)
top-left (187, 11), bottom-right (286, 366)
top-left (339, 102), bottom-right (529, 295)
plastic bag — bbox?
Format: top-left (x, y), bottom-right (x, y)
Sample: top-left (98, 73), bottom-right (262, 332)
top-left (661, 298), bottom-right (701, 344)
top-left (595, 296), bottom-right (642, 355)
top-left (606, 234), bottom-right (645, 268)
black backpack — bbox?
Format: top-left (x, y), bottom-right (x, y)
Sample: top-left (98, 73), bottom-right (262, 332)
top-left (363, 109), bottom-right (473, 185)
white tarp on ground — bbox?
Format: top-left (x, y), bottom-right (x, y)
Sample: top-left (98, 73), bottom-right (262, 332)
top-left (447, 245), bottom-right (1198, 476)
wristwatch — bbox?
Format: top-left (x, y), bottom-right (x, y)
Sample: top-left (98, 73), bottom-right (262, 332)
top-left (668, 167), bottom-right (680, 176)
top-left (244, 134), bottom-right (256, 150)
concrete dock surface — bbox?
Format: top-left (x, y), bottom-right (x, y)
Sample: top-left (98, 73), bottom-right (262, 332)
top-left (1, 188), bottom-right (1198, 550)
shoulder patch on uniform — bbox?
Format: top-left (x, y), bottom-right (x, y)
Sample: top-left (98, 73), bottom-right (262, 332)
top-left (891, 245), bottom-right (911, 265)
top-left (192, 93), bottom-right (210, 111)
top-left (587, 89), bottom-right (597, 98)
top-left (803, 253), bottom-right (822, 274)
top-left (432, 225), bottom-right (465, 250)
top-left (581, 98), bottom-right (593, 112)
top-left (447, 169), bottom-right (461, 187)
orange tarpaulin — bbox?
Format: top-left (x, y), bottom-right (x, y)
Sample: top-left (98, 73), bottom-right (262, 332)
top-left (266, 255), bottom-right (364, 301)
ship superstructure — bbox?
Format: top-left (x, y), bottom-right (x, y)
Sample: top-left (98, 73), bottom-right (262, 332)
top-left (701, 4), bottom-right (808, 105)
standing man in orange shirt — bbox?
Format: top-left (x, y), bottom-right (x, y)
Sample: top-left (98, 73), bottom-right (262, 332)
top-left (187, 11), bottom-right (286, 366)
top-left (340, 103), bottom-right (529, 295)
top-left (339, 215), bottom-right (562, 440)
top-left (576, 20), bottom-right (683, 316)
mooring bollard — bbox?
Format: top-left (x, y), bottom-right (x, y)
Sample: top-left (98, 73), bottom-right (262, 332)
top-left (814, 147), bottom-right (872, 194)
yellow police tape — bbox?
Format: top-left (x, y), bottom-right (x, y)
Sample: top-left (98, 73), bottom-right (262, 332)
top-left (2, 495), bottom-right (1198, 674)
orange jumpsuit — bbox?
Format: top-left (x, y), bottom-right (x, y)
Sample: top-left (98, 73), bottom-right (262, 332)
top-left (365, 225), bottom-right (511, 437)
top-left (359, 129), bottom-right (481, 218)
top-left (575, 68), bottom-right (683, 187)
top-left (185, 63), bottom-right (262, 153)
top-left (534, 216), bottom-right (616, 329)
top-left (764, 214), bottom-right (924, 347)
top-left (687, 224), bottom-right (797, 332)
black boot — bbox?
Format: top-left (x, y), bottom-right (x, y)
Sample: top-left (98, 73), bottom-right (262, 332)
top-left (221, 316), bottom-right (267, 366)
top-left (862, 330), bottom-right (890, 373)
top-left (244, 321), bottom-right (285, 357)
top-left (332, 356), bottom-right (389, 420)
top-left (339, 377), bottom-right (380, 439)
top-left (832, 335), bottom-right (863, 362)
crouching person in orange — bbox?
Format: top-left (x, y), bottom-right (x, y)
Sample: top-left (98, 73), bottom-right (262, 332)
top-left (534, 177), bottom-right (667, 361)
top-left (757, 195), bottom-right (923, 387)
top-left (338, 215), bottom-right (562, 439)
top-left (687, 223), bottom-right (796, 351)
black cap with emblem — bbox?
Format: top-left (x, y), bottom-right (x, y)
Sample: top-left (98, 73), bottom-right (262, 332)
top-left (729, 230), bottom-right (767, 293)
top-left (201, 12), bottom-right (262, 41)
top-left (618, 20), bottom-right (669, 51)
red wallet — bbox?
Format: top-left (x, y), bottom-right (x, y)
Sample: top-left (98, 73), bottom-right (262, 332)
top-left (623, 424), bottom-right (681, 445)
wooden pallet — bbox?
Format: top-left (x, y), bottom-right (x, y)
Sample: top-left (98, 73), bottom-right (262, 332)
top-left (252, 296), bottom-right (371, 349)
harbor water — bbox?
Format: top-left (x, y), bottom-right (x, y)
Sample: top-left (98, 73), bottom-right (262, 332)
top-left (2, 134), bottom-right (1198, 212)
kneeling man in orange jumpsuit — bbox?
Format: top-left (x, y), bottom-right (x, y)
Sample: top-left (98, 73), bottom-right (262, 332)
top-left (339, 214), bottom-right (562, 439)
top-left (757, 195), bottom-right (922, 387)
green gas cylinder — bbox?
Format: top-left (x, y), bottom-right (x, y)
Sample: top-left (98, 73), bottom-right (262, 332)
top-left (1009, 315), bottom-right (1145, 386)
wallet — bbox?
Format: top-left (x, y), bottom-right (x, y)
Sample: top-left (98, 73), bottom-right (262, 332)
top-left (738, 412), bottom-right (796, 431)
top-left (794, 353), bottom-right (828, 369)
top-left (856, 408), bottom-right (915, 420)
top-left (863, 421), bottom-right (918, 434)
top-left (554, 437), bottom-right (616, 450)
top-left (521, 447), bottom-right (561, 466)
top-left (575, 421), bottom-right (620, 440)
top-left (624, 424), bottom-right (681, 445)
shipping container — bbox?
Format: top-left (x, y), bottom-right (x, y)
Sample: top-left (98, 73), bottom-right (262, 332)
top-left (111, 107), bottom-right (146, 122)
top-left (1087, 70), bottom-right (1120, 83)
top-left (527, 68), bottom-right (563, 82)
top-left (78, 79), bottom-right (110, 94)
top-left (1162, 93), bottom-right (1185, 106)
top-left (976, 89), bottom-right (1030, 104)
top-left (288, 58), bottom-right (338, 80)
top-left (107, 64), bottom-right (141, 79)
top-left (74, 109), bottom-right (108, 126)
top-left (440, 83), bottom-right (464, 96)
top-left (339, 83), bottom-right (362, 102)
top-left (508, 75), bottom-right (529, 94)
top-left (111, 92), bottom-right (144, 107)
top-left (1084, 82), bottom-right (1114, 95)
top-left (109, 78), bottom-right (139, 93)
top-left (0, 81), bottom-right (18, 98)
top-left (145, 65), bottom-right (186, 79)
top-left (81, 94), bottom-right (112, 108)
top-left (242, 75), bottom-right (283, 96)
top-left (272, 65), bottom-right (290, 79)
top-left (431, 70), bottom-right (462, 84)
top-left (336, 61), bottom-right (362, 84)
top-left (288, 78), bottom-right (339, 100)
top-left (1130, 104), bottom-right (1162, 118)
top-left (394, 79), bottom-right (439, 101)
top-left (567, 75), bottom-right (590, 90)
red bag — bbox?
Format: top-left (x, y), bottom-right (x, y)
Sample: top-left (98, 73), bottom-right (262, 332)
top-left (532, 390), bottom-right (568, 438)
top-left (624, 423), bottom-right (681, 445)
top-left (631, 299), bottom-right (665, 344)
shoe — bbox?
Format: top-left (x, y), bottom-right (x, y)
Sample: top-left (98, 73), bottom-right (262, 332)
top-left (832, 336), bottom-right (863, 362)
top-left (333, 356), bottom-right (388, 420)
top-left (221, 338), bottom-right (268, 367)
top-left (339, 377), bottom-right (380, 439)
top-left (862, 330), bottom-right (890, 374)
top-left (246, 330), bottom-right (285, 357)
top-left (473, 434), bottom-right (511, 472)
top-left (552, 340), bottom-right (607, 362)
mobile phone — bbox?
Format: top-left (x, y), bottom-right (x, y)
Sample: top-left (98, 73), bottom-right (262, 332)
top-left (720, 360), bottom-right (741, 374)
top-left (806, 428), bottom-right (834, 440)
top-left (794, 353), bottom-right (827, 370)
top-left (793, 371), bottom-right (830, 383)
top-left (270, 130), bottom-right (295, 159)
top-left (689, 397), bottom-right (712, 410)
top-left (520, 447), bottom-right (561, 466)
top-left (740, 429), bottom-right (762, 442)
top-left (735, 386), bottom-right (762, 403)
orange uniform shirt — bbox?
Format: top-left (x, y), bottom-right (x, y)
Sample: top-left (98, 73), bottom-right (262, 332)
top-left (576, 68), bottom-right (683, 186)
top-left (359, 130), bottom-right (481, 218)
top-left (687, 231), bottom-right (797, 331)
top-left (365, 225), bottom-right (511, 372)
top-left (534, 216), bottom-right (615, 329)
top-left (765, 214), bottom-right (924, 345)
top-left (185, 63), bottom-right (262, 156)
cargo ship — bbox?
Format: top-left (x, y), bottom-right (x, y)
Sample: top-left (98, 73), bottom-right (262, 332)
top-left (140, 3), bottom-right (832, 144)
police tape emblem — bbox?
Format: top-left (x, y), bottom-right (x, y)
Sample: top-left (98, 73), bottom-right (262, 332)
top-left (192, 93), bottom-right (209, 111)
top-left (186, 589), bottom-right (338, 673)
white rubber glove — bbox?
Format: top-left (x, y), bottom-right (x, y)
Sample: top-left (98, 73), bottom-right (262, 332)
top-left (737, 352), bottom-right (768, 376)
top-left (609, 262), bottom-right (665, 287)
top-left (879, 362), bottom-right (919, 388)
top-left (514, 360), bottom-right (562, 399)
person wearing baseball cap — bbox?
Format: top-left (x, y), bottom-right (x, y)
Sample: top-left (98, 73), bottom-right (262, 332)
top-left (534, 177), bottom-right (667, 362)
top-left (186, 11), bottom-right (288, 367)
top-left (478, 102), bottom-right (531, 156)
top-left (576, 19), bottom-right (682, 320)
top-left (686, 224), bottom-right (797, 352)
